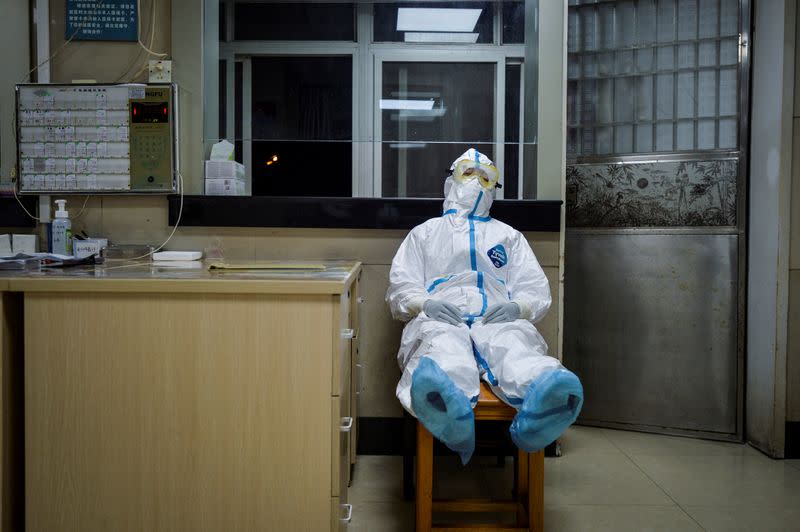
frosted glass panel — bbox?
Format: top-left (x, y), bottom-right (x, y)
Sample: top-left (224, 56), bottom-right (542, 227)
top-left (719, 118), bottom-right (737, 148)
top-left (720, 38), bottom-right (738, 65)
top-left (636, 76), bottom-right (653, 121)
top-left (719, 68), bottom-right (737, 115)
top-left (677, 120), bottom-right (694, 149)
top-left (698, 0), bottom-right (719, 38)
top-left (699, 41), bottom-right (718, 67)
top-left (657, 46), bottom-right (675, 70)
top-left (678, 43), bottom-right (696, 68)
top-left (698, 70), bottom-right (717, 117)
top-left (656, 122), bottom-right (673, 150)
top-left (598, 79), bottom-right (614, 123)
top-left (657, 0), bottom-right (676, 42)
top-left (567, 0), bottom-right (740, 156)
top-left (656, 74), bottom-right (674, 119)
top-left (677, 72), bottom-right (695, 119)
top-left (615, 78), bottom-right (634, 122)
top-left (677, 0), bottom-right (698, 40)
top-left (596, 126), bottom-right (613, 153)
top-left (636, 124), bottom-right (653, 152)
top-left (698, 119), bottom-right (716, 149)
top-left (615, 124), bottom-right (633, 153)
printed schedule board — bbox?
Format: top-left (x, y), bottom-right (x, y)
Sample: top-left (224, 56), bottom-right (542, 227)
top-left (66, 0), bottom-right (138, 41)
top-left (16, 84), bottom-right (177, 194)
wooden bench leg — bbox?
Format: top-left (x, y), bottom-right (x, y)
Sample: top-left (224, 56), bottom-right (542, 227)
top-left (415, 423), bottom-right (433, 532)
top-left (528, 450), bottom-right (544, 532)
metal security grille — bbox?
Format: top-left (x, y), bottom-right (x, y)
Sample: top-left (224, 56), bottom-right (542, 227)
top-left (567, 0), bottom-right (740, 157)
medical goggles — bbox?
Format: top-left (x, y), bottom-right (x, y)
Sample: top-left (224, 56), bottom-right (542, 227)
top-left (452, 159), bottom-right (501, 190)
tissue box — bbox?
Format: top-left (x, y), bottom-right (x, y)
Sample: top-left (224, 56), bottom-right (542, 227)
top-left (205, 160), bottom-right (245, 180)
top-left (205, 178), bottom-right (246, 196)
top-left (12, 234), bottom-right (37, 254)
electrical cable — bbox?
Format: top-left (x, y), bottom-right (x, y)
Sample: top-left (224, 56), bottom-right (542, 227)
top-left (124, 171), bottom-right (184, 262)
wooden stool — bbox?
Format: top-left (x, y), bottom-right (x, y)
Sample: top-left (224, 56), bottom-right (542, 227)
top-left (415, 382), bottom-right (544, 532)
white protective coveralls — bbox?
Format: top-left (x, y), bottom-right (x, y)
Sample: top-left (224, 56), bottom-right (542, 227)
top-left (386, 149), bottom-right (583, 463)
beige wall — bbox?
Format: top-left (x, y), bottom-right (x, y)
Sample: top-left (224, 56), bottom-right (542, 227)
top-left (39, 0), bottom-right (566, 418)
top-left (48, 0), bottom-right (170, 84)
top-left (0, 0), bottom-right (30, 191)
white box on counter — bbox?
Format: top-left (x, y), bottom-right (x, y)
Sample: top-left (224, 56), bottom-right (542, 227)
top-left (205, 160), bottom-right (245, 180)
top-left (205, 178), bottom-right (246, 196)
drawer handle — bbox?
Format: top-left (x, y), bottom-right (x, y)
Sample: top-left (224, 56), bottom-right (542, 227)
top-left (340, 503), bottom-right (353, 523)
top-left (341, 328), bottom-right (355, 340)
top-left (340, 416), bottom-right (353, 432)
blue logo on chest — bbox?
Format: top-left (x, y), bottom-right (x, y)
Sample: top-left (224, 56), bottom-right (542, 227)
top-left (487, 245), bottom-right (507, 268)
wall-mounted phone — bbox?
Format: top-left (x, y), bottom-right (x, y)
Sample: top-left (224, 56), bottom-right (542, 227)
top-left (16, 83), bottom-right (178, 194)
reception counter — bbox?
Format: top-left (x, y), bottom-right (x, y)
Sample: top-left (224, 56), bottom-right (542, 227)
top-left (0, 261), bottom-right (362, 532)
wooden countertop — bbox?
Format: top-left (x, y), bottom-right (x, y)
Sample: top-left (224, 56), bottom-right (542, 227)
top-left (0, 261), bottom-right (361, 295)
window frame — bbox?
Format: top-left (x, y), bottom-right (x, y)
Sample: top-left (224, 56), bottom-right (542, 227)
top-left (216, 0), bottom-right (532, 199)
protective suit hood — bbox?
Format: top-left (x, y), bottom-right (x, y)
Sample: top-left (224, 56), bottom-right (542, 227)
top-left (443, 149), bottom-right (495, 219)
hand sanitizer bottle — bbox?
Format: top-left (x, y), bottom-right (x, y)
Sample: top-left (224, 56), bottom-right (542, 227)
top-left (51, 199), bottom-right (73, 256)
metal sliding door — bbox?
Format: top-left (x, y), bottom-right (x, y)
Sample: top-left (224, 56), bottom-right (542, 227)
top-left (563, 0), bottom-right (749, 440)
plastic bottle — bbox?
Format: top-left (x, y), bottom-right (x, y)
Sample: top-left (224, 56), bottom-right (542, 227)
top-left (51, 199), bottom-right (73, 256)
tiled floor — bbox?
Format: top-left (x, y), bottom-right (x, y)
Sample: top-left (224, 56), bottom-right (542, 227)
top-left (348, 426), bottom-right (800, 531)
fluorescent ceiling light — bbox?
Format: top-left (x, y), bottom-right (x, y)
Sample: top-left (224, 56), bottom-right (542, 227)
top-left (379, 99), bottom-right (435, 111)
top-left (404, 32), bottom-right (479, 44)
top-left (396, 8), bottom-right (482, 32)
top-left (389, 143), bottom-right (428, 149)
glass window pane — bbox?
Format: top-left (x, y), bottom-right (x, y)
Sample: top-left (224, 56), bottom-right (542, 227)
top-left (251, 57), bottom-right (352, 197)
top-left (569, 54), bottom-right (581, 79)
top-left (581, 8), bottom-right (597, 51)
top-left (719, 118), bottom-right (737, 148)
top-left (596, 52), bottom-right (612, 77)
top-left (234, 3), bottom-right (355, 41)
top-left (678, 43), bottom-right (696, 69)
top-left (720, 0), bottom-right (738, 35)
top-left (597, 79), bottom-right (614, 123)
top-left (636, 76), bottom-right (653, 121)
top-left (719, 67), bottom-right (737, 115)
top-left (598, 4), bottom-right (615, 50)
top-left (657, 0), bottom-right (676, 42)
top-left (720, 37), bottom-right (738, 65)
top-left (596, 126), bottom-right (613, 154)
top-left (505, 63), bottom-right (521, 198)
top-left (657, 46), bottom-right (675, 70)
top-left (381, 62), bottom-right (494, 198)
top-left (582, 127), bottom-right (595, 153)
top-left (615, 78), bottom-right (634, 122)
top-left (502, 1), bottom-right (525, 44)
top-left (616, 50), bottom-right (634, 75)
top-left (615, 124), bottom-right (633, 153)
top-left (656, 122), bottom-right (673, 151)
top-left (677, 120), bottom-right (694, 149)
top-left (656, 73), bottom-right (674, 119)
top-left (235, 61), bottom-right (243, 164)
top-left (374, 2), bottom-right (493, 44)
top-left (677, 72), bottom-right (695, 119)
top-left (568, 9), bottom-right (581, 52)
top-left (699, 41), bottom-right (718, 67)
top-left (698, 70), bottom-right (717, 117)
top-left (219, 59), bottom-right (227, 139)
top-left (698, 118), bottom-right (715, 149)
top-left (635, 124), bottom-right (653, 152)
top-left (636, 0), bottom-right (656, 44)
top-left (581, 80), bottom-right (597, 123)
top-left (677, 0), bottom-right (698, 40)
top-left (698, 0), bottom-right (719, 38)
top-left (615, 1), bottom-right (635, 47)
top-left (636, 48), bottom-right (654, 73)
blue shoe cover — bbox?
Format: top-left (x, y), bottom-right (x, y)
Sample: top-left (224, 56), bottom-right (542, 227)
top-left (510, 368), bottom-right (584, 452)
top-left (411, 357), bottom-right (475, 464)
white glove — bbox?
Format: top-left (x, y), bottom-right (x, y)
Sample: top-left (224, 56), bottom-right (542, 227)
top-left (423, 299), bottom-right (463, 326)
top-left (482, 302), bottom-right (520, 324)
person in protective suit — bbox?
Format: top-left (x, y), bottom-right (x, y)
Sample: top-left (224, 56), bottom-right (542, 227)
top-left (386, 148), bottom-right (583, 464)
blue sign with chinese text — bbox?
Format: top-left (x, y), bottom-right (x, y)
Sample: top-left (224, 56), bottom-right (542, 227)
top-left (66, 0), bottom-right (138, 42)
